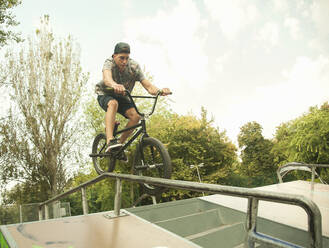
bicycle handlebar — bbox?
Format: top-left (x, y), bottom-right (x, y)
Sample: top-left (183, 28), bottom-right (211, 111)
top-left (103, 86), bottom-right (171, 117)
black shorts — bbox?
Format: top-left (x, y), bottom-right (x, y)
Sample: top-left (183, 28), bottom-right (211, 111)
top-left (97, 94), bottom-right (134, 118)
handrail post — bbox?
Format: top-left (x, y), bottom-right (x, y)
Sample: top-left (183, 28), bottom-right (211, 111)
top-left (38, 207), bottom-right (43, 221)
top-left (245, 197), bottom-right (259, 248)
top-left (53, 201), bottom-right (60, 218)
top-left (114, 178), bottom-right (122, 216)
top-left (81, 187), bottom-right (89, 215)
top-left (277, 162), bottom-right (329, 186)
top-left (277, 169), bottom-right (283, 183)
top-left (311, 166), bottom-right (315, 191)
top-left (45, 205), bottom-right (49, 220)
top-left (19, 205), bottom-right (23, 223)
top-left (151, 196), bottom-right (157, 205)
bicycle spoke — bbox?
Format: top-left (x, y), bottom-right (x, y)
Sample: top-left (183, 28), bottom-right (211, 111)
top-left (150, 146), bottom-right (155, 164)
top-left (138, 144), bottom-right (164, 188)
top-left (99, 142), bottom-right (106, 154)
top-left (92, 133), bottom-right (116, 174)
top-left (134, 137), bottom-right (172, 195)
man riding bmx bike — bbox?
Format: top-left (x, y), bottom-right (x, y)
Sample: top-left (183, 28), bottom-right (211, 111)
top-left (95, 42), bottom-right (171, 160)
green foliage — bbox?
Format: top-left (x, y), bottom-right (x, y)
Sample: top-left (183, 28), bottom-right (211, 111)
top-left (0, 204), bottom-right (19, 224)
top-left (151, 108), bottom-right (236, 176)
top-left (153, 109), bottom-right (238, 200)
top-left (0, 0), bottom-right (22, 47)
top-left (62, 170), bottom-right (137, 215)
top-left (1, 182), bottom-right (48, 205)
top-left (237, 121), bottom-right (276, 187)
top-left (273, 102), bottom-right (329, 182)
top-left (0, 16), bottom-right (89, 200)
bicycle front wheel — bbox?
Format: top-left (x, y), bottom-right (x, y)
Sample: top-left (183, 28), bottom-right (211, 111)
top-left (92, 133), bottom-right (116, 174)
top-left (134, 137), bottom-right (172, 195)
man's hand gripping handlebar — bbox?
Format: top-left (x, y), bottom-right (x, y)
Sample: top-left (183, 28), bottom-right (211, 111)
top-left (158, 88), bottom-right (172, 96)
top-left (104, 86), bottom-right (172, 97)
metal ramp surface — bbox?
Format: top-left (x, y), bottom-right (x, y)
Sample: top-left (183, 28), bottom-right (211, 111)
top-left (127, 181), bottom-right (329, 248)
top-left (0, 210), bottom-right (201, 248)
top-left (202, 180), bottom-right (329, 237)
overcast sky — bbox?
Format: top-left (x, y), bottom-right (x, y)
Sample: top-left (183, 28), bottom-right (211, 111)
top-left (7, 0), bottom-right (329, 144)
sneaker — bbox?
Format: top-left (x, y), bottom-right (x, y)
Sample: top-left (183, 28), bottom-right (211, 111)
top-left (117, 151), bottom-right (128, 163)
top-left (105, 139), bottom-right (122, 153)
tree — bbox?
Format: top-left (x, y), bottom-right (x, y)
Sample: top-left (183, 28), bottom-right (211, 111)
top-left (0, 0), bottom-right (22, 47)
top-left (238, 121), bottom-right (276, 186)
top-left (0, 16), bottom-right (89, 200)
top-left (152, 108), bottom-right (238, 200)
top-left (272, 102), bottom-right (329, 182)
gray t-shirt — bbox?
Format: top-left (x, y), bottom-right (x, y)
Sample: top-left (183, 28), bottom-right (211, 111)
top-left (95, 58), bottom-right (145, 95)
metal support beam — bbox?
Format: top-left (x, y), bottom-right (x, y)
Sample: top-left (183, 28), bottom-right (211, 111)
top-left (132, 193), bottom-right (157, 207)
top-left (19, 205), bottom-right (23, 223)
top-left (38, 208), bottom-right (43, 221)
top-left (114, 178), bottom-right (122, 216)
top-left (81, 187), bottom-right (89, 215)
top-left (151, 196), bottom-right (157, 205)
top-left (311, 166), bottom-right (315, 191)
top-left (245, 197), bottom-right (259, 248)
top-left (45, 205), bottom-right (49, 220)
top-left (277, 162), bottom-right (329, 189)
top-left (53, 201), bottom-right (60, 219)
top-left (277, 170), bottom-right (283, 183)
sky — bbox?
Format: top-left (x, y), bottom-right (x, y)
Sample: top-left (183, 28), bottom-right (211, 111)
top-left (5, 0), bottom-right (329, 144)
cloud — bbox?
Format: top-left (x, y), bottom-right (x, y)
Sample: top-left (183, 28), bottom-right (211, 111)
top-left (122, 0), bottom-right (209, 113)
top-left (222, 55), bottom-right (329, 139)
top-left (204, 0), bottom-right (259, 40)
top-left (118, 0), bottom-right (327, 144)
top-left (284, 17), bottom-right (300, 40)
top-left (272, 0), bottom-right (289, 13)
top-left (296, 1), bottom-right (309, 17)
top-left (255, 22), bottom-right (279, 47)
top-left (309, 0), bottom-right (329, 52)
top-left (260, 56), bottom-right (329, 110)
top-left (214, 52), bottom-right (231, 74)
top-left (122, 0), bottom-right (133, 10)
top-left (311, 0), bottom-right (329, 35)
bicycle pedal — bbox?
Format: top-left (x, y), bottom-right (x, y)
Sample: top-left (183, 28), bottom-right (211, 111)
top-left (117, 151), bottom-right (128, 162)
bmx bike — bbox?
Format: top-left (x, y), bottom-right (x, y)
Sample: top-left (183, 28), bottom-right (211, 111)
top-left (89, 88), bottom-right (172, 195)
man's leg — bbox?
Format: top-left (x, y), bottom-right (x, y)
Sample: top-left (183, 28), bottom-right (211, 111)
top-left (119, 108), bottom-right (141, 144)
top-left (105, 99), bottom-right (119, 144)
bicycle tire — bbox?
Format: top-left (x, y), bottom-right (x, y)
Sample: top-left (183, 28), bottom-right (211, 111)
top-left (92, 133), bottom-right (116, 174)
top-left (133, 137), bottom-right (172, 195)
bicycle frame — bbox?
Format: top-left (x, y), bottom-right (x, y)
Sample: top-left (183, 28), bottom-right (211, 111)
top-left (103, 89), bottom-right (163, 157)
top-left (113, 123), bottom-right (145, 156)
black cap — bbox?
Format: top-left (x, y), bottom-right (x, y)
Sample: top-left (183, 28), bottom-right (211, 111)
top-left (114, 42), bottom-right (130, 54)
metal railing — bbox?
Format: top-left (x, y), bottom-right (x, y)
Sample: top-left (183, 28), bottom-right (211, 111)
top-left (277, 162), bottom-right (329, 190)
top-left (38, 172), bottom-right (323, 248)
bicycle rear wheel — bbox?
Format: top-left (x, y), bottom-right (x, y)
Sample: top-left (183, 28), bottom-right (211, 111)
top-left (92, 133), bottom-right (116, 174)
top-left (134, 137), bottom-right (172, 195)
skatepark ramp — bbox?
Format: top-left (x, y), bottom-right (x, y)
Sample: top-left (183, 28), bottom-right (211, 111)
top-left (0, 171), bottom-right (326, 248)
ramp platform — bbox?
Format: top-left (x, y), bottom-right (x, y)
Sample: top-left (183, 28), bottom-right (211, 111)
top-left (0, 210), bottom-right (201, 248)
top-left (202, 180), bottom-right (329, 237)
